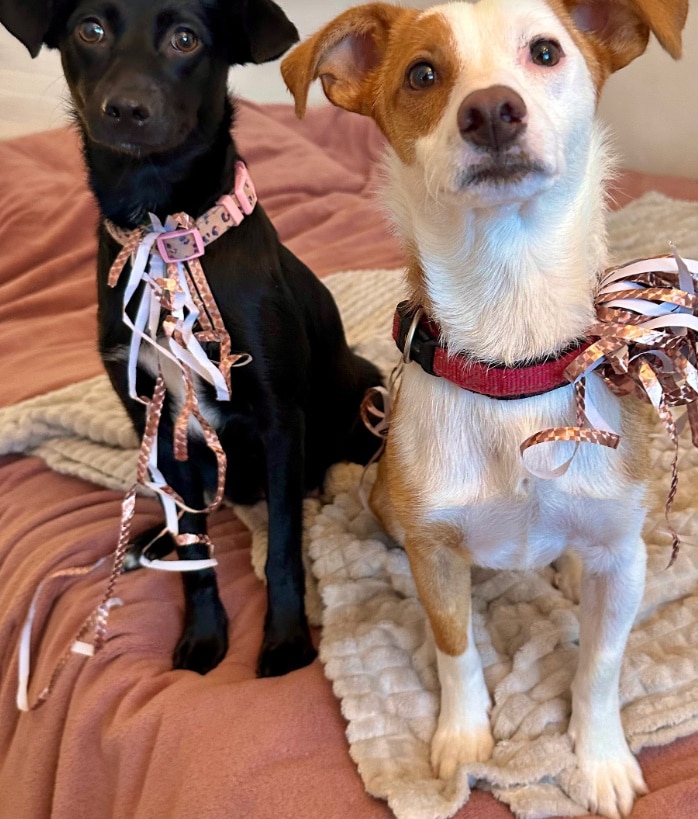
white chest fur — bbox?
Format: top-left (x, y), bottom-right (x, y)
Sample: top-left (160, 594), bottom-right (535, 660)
top-left (392, 364), bottom-right (646, 570)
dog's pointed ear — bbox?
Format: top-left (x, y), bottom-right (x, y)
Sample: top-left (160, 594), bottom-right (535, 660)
top-left (563, 0), bottom-right (688, 71)
top-left (281, 3), bottom-right (406, 119)
top-left (238, 0), bottom-right (299, 64)
top-left (0, 0), bottom-right (54, 57)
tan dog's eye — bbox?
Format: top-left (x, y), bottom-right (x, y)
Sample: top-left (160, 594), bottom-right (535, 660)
top-left (77, 18), bottom-right (105, 44)
top-left (406, 62), bottom-right (436, 90)
top-left (171, 27), bottom-right (200, 53)
top-left (530, 39), bottom-right (563, 67)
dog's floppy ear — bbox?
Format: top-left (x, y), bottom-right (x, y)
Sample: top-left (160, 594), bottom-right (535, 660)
top-left (281, 3), bottom-right (406, 119)
top-left (237, 0), bottom-right (299, 64)
top-left (0, 0), bottom-right (55, 57)
top-left (563, 0), bottom-right (688, 72)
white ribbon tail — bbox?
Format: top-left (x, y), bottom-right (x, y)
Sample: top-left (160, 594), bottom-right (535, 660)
top-left (17, 557), bottom-right (110, 712)
top-left (139, 555), bottom-right (218, 572)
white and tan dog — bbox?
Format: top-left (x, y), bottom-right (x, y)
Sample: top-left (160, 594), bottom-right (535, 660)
top-left (282, 1), bottom-right (687, 816)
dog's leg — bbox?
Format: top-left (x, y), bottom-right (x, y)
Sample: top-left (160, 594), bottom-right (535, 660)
top-left (569, 538), bottom-right (648, 819)
top-left (406, 526), bottom-right (494, 779)
top-left (156, 440), bottom-right (229, 675)
top-left (258, 407), bottom-right (316, 677)
top-left (552, 549), bottom-right (583, 604)
top-left (173, 516), bottom-right (229, 675)
top-left (369, 457), bottom-right (406, 546)
top-left (122, 523), bottom-right (175, 572)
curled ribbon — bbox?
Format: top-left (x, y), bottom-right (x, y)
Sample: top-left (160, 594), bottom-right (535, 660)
top-left (104, 210), bottom-right (252, 575)
top-left (18, 171), bottom-right (257, 710)
top-left (521, 249), bottom-right (698, 566)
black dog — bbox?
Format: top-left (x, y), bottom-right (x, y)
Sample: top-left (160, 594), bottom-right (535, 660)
top-left (1, 0), bottom-right (382, 677)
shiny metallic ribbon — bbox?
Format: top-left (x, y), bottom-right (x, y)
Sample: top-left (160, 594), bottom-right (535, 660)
top-left (521, 249), bottom-right (698, 566)
top-left (17, 178), bottom-right (256, 710)
top-left (103, 209), bottom-right (252, 567)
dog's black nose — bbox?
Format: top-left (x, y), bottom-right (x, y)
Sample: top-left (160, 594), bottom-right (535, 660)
top-left (101, 96), bottom-right (152, 126)
top-left (458, 86), bottom-right (527, 150)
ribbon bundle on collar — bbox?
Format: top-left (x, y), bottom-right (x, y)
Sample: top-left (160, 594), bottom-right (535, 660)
top-left (521, 249), bottom-right (698, 566)
top-left (17, 162), bottom-right (256, 711)
top-left (366, 249), bottom-right (698, 567)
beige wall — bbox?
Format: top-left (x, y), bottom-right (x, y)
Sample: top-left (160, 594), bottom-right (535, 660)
top-left (1, 0), bottom-right (696, 178)
top-left (598, 0), bottom-right (698, 179)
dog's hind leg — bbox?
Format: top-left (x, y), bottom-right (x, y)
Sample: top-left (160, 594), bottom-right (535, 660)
top-left (405, 524), bottom-right (494, 780)
top-left (257, 406), bottom-right (317, 677)
top-left (569, 536), bottom-right (648, 819)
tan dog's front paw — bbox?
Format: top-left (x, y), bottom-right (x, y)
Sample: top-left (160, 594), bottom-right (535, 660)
top-left (578, 753), bottom-right (648, 819)
top-left (430, 723), bottom-right (495, 780)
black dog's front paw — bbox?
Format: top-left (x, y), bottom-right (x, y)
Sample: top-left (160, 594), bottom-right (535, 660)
top-left (121, 525), bottom-right (175, 573)
top-left (257, 626), bottom-right (317, 678)
top-left (173, 598), bottom-right (229, 675)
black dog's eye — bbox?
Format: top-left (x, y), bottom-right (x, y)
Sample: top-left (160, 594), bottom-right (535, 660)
top-left (171, 27), bottom-right (200, 53)
top-left (406, 62), bottom-right (437, 90)
top-left (530, 39), bottom-right (563, 67)
top-left (77, 18), bottom-right (105, 45)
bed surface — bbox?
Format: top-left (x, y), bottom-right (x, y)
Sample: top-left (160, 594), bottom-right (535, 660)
top-left (1, 100), bottom-right (698, 819)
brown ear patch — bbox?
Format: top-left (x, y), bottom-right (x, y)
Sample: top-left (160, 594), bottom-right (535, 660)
top-left (559, 0), bottom-right (687, 79)
top-left (281, 3), bottom-right (410, 118)
top-left (314, 29), bottom-right (383, 116)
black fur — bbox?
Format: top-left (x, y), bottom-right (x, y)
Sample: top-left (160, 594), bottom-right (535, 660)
top-left (1, 0), bottom-right (383, 676)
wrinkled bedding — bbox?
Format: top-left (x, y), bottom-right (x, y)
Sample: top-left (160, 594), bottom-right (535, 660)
top-left (1, 100), bottom-right (698, 819)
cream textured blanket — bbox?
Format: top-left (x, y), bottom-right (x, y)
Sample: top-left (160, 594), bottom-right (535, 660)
top-left (2, 192), bottom-right (698, 819)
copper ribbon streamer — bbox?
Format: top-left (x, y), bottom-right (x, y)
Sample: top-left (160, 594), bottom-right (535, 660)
top-left (521, 250), bottom-right (698, 566)
top-left (18, 171), bottom-right (257, 710)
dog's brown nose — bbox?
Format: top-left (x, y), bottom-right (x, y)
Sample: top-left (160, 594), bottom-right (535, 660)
top-left (458, 86), bottom-right (527, 150)
top-left (101, 96), bottom-right (152, 126)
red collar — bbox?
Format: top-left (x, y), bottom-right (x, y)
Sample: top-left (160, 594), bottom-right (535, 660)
top-left (393, 302), bottom-right (590, 400)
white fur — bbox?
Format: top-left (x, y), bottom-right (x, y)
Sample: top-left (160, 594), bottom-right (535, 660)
top-left (385, 0), bottom-right (610, 364)
top-left (377, 2), bottom-right (649, 816)
top-left (106, 342), bottom-right (227, 440)
top-left (432, 631), bottom-right (494, 779)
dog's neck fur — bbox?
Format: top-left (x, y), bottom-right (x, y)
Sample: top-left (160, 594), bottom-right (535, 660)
top-left (384, 123), bottom-right (612, 367)
top-left (78, 98), bottom-right (240, 229)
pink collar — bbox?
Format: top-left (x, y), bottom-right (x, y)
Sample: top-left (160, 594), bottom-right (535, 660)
top-left (393, 301), bottom-right (590, 399)
top-left (105, 160), bottom-right (257, 271)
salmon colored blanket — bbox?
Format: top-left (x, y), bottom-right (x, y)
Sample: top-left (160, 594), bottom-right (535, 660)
top-left (1, 100), bottom-right (698, 819)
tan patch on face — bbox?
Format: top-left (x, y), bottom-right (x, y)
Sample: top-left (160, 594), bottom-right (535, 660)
top-left (282, 6), bottom-right (460, 162)
top-left (370, 11), bottom-right (460, 164)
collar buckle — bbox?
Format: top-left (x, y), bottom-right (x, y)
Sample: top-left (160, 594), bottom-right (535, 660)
top-left (395, 301), bottom-right (439, 376)
top-left (156, 228), bottom-right (205, 264)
